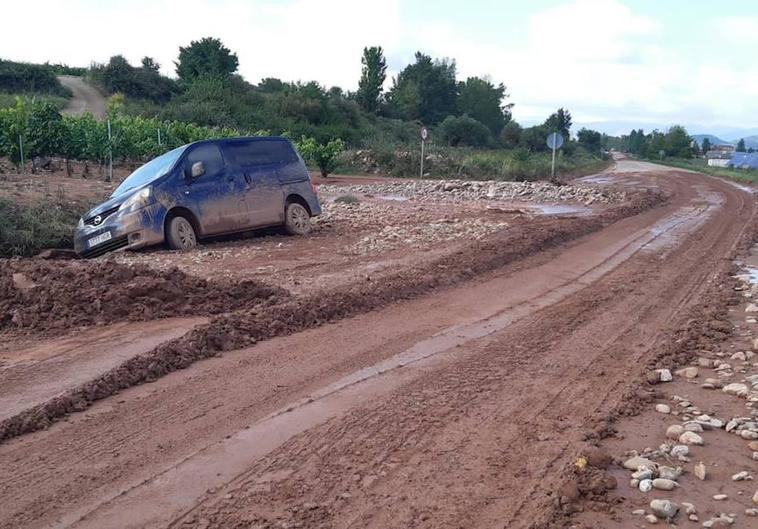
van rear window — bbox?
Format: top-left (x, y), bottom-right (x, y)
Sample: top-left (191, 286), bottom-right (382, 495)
top-left (225, 140), bottom-right (297, 167)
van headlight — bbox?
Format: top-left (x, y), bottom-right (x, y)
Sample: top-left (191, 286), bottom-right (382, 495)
top-left (119, 187), bottom-right (153, 213)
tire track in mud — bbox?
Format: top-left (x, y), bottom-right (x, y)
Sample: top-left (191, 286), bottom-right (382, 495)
top-left (0, 190), bottom-right (664, 444)
top-left (173, 174), bottom-right (756, 529)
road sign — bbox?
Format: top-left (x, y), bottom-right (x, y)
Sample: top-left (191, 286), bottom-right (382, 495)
top-left (546, 132), bottom-right (564, 181)
top-left (546, 132), bottom-right (564, 150)
top-left (420, 128), bottom-right (428, 177)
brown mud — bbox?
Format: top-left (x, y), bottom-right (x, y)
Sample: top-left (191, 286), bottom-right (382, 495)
top-left (0, 189), bottom-right (663, 443)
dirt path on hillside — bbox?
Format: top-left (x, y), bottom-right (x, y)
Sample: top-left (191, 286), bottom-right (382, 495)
top-left (0, 161), bottom-right (754, 529)
top-left (57, 75), bottom-right (107, 120)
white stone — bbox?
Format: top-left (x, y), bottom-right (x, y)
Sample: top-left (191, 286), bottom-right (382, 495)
top-left (679, 431), bottom-right (704, 445)
top-left (655, 404), bottom-right (671, 414)
top-left (649, 499), bottom-right (678, 519)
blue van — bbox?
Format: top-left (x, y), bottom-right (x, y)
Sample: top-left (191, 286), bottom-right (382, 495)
top-left (74, 137), bottom-right (321, 257)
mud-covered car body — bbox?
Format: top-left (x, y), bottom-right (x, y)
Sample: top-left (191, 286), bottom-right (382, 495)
top-left (74, 137), bottom-right (321, 257)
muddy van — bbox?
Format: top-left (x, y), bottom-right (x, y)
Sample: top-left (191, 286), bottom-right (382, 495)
top-left (74, 137), bottom-right (321, 257)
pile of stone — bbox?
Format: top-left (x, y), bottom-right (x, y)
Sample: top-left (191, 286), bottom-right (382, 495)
top-left (318, 179), bottom-right (625, 206)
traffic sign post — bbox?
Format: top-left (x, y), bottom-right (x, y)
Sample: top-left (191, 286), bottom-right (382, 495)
top-left (420, 127), bottom-right (429, 178)
top-left (546, 132), bottom-right (564, 181)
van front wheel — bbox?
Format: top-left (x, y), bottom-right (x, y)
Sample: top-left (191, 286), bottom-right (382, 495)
top-left (284, 202), bottom-right (311, 235)
top-left (166, 216), bottom-right (197, 250)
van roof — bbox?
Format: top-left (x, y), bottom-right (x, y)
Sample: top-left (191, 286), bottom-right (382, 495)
top-left (188, 136), bottom-right (293, 148)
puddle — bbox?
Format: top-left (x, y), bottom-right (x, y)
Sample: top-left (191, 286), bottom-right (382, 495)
top-left (376, 194), bottom-right (410, 202)
top-left (580, 175), bottom-right (616, 185)
top-left (529, 203), bottom-right (590, 216)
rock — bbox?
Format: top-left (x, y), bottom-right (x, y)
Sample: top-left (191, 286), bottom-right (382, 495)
top-left (649, 499), bottom-right (679, 519)
top-left (632, 509), bottom-right (646, 516)
top-left (671, 445), bottom-right (689, 458)
top-left (753, 490), bottom-right (758, 504)
top-left (694, 461), bottom-right (707, 480)
top-left (632, 468), bottom-right (655, 480)
top-left (639, 479), bottom-right (653, 492)
top-left (689, 514), bottom-right (699, 522)
top-left (713, 494), bottom-right (728, 500)
top-left (681, 502), bottom-right (696, 514)
top-left (732, 351), bottom-right (747, 362)
top-left (676, 366), bottom-right (699, 378)
top-left (733, 471), bottom-right (750, 481)
top-left (623, 455), bottom-right (656, 471)
top-left (723, 383), bottom-right (750, 397)
top-left (655, 404), bottom-right (671, 414)
top-left (746, 303), bottom-right (758, 313)
top-left (679, 431), bottom-right (704, 445)
top-left (684, 422), bottom-right (704, 432)
top-left (655, 369), bottom-right (673, 382)
top-left (698, 357), bottom-right (713, 367)
top-left (746, 508), bottom-right (758, 516)
top-left (751, 338), bottom-right (758, 351)
top-left (666, 425), bottom-right (685, 440)
top-left (658, 466), bottom-right (681, 480)
top-left (741, 430), bottom-right (758, 440)
top-left (645, 514), bottom-right (658, 524)
top-left (748, 441), bottom-right (758, 451)
top-left (652, 478), bottom-right (678, 490)
top-left (703, 378), bottom-right (723, 389)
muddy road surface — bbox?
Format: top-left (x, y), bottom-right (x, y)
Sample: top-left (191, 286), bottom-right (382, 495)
top-left (0, 160), bottom-right (755, 529)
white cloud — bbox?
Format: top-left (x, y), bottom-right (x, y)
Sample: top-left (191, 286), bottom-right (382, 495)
top-left (1, 0), bottom-right (756, 132)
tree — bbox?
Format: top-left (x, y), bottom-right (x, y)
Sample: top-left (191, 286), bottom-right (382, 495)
top-left (701, 137), bottom-right (711, 154)
top-left (296, 136), bottom-right (345, 177)
top-left (737, 138), bottom-right (746, 152)
top-left (356, 46), bottom-right (387, 114)
top-left (500, 120), bottom-right (522, 149)
top-left (438, 115), bottom-right (492, 147)
top-left (140, 56), bottom-right (160, 72)
top-left (385, 52), bottom-right (458, 124)
top-left (576, 127), bottom-right (602, 153)
top-left (664, 125), bottom-right (692, 158)
top-left (175, 37), bottom-right (239, 82)
top-left (544, 108), bottom-right (572, 138)
top-left (520, 124), bottom-right (550, 152)
top-left (457, 77), bottom-right (512, 136)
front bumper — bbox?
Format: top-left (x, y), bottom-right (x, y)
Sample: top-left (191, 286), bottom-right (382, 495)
top-left (74, 204), bottom-right (165, 257)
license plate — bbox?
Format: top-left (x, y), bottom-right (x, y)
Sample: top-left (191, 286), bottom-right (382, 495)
top-left (88, 231), bottom-right (112, 248)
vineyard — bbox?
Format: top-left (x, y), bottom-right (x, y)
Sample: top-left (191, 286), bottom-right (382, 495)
top-left (0, 96), bottom-right (266, 171)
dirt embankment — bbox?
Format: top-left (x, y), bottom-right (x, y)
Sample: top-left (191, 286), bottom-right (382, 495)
top-left (0, 188), bottom-right (665, 444)
top-left (0, 260), bottom-right (288, 334)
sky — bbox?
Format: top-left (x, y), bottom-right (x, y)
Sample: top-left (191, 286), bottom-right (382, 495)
top-left (2, 0), bottom-right (758, 138)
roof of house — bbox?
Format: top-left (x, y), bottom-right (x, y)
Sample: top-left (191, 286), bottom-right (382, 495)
top-left (729, 152), bottom-right (758, 168)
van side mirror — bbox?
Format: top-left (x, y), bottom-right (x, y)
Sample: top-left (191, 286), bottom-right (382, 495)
top-left (188, 161), bottom-right (205, 180)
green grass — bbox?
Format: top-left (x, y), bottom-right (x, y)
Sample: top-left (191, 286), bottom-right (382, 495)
top-left (338, 145), bottom-right (609, 181)
top-left (650, 157), bottom-right (758, 183)
top-left (0, 91), bottom-right (69, 111)
top-left (0, 197), bottom-right (81, 257)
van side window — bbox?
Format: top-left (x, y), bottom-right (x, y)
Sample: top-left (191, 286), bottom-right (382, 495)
top-left (226, 140), bottom-right (296, 167)
top-left (186, 144), bottom-right (224, 178)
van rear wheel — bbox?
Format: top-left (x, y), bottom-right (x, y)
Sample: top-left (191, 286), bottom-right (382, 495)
top-left (284, 202), bottom-right (311, 235)
top-left (166, 216), bottom-right (197, 250)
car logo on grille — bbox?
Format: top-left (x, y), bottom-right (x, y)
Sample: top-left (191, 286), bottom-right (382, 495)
top-left (93, 215), bottom-right (102, 225)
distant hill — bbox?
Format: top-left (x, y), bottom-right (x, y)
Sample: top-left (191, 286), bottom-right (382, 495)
top-left (691, 134), bottom-right (733, 147)
top-left (738, 135), bottom-right (758, 150)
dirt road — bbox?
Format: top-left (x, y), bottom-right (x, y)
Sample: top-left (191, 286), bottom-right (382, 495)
top-left (0, 160), bottom-right (755, 528)
top-left (57, 75), bottom-right (107, 120)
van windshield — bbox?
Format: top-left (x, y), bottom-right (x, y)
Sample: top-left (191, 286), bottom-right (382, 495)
top-left (111, 145), bottom-right (188, 198)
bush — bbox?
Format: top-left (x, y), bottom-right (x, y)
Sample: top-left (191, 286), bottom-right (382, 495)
top-left (438, 115), bottom-right (492, 147)
top-left (0, 59), bottom-right (69, 96)
top-left (89, 56), bottom-right (178, 103)
top-left (296, 136), bottom-right (345, 177)
top-left (0, 198), bottom-right (80, 257)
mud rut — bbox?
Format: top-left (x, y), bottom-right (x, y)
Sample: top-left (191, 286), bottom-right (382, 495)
top-left (0, 163), bottom-right (755, 529)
